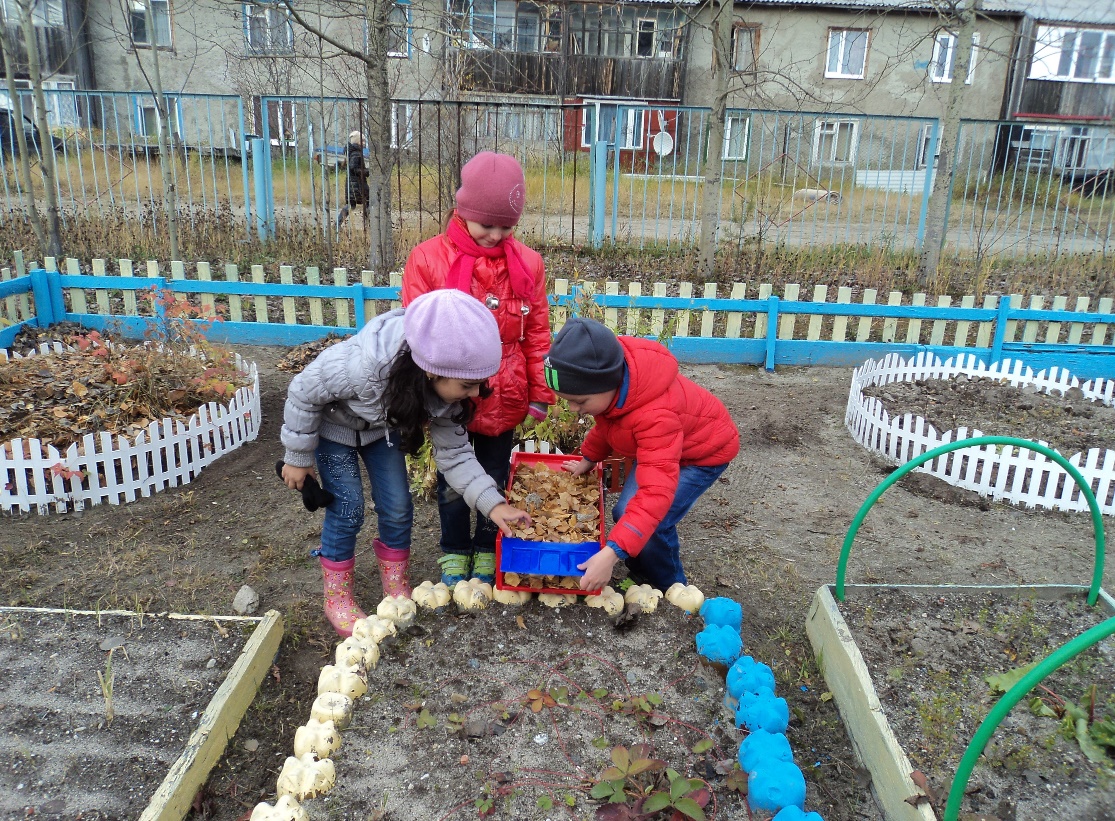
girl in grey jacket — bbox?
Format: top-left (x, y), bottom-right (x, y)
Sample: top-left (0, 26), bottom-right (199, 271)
top-left (280, 289), bottom-right (530, 637)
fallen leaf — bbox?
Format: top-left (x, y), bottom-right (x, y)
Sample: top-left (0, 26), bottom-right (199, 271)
top-left (516, 615), bottom-right (526, 630)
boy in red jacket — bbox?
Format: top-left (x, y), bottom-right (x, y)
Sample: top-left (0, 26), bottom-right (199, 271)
top-left (545, 318), bottom-right (740, 593)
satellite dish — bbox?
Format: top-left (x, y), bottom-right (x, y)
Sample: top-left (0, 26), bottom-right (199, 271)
top-left (651, 131), bottom-right (674, 157)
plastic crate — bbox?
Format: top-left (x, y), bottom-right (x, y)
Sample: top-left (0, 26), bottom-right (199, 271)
top-left (495, 451), bottom-right (604, 596)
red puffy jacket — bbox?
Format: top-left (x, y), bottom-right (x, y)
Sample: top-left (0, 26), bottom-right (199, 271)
top-left (579, 337), bottom-right (740, 557)
top-left (401, 226), bottom-right (555, 437)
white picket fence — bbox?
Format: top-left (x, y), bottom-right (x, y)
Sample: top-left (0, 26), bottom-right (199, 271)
top-left (845, 352), bottom-right (1115, 515)
top-left (1, 343), bottom-right (260, 515)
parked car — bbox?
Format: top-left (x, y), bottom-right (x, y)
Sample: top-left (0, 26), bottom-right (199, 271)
top-left (0, 106), bottom-right (63, 158)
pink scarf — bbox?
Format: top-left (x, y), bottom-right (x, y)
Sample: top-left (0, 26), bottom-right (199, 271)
top-left (445, 215), bottom-right (533, 300)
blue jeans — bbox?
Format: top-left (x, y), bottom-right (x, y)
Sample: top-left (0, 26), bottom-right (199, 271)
top-left (314, 434), bottom-right (413, 563)
top-left (611, 462), bottom-right (729, 591)
top-left (436, 429), bottom-right (514, 555)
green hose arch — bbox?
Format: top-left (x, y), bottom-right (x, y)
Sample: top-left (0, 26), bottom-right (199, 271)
top-left (943, 615), bottom-right (1115, 821)
top-left (835, 435), bottom-right (1106, 605)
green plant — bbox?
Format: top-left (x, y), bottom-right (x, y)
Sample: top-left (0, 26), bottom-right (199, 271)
top-left (97, 646), bottom-right (124, 725)
top-left (589, 744), bottom-right (710, 820)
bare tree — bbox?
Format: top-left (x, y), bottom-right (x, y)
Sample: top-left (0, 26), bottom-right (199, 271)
top-left (0, 0), bottom-right (62, 257)
top-left (918, 0), bottom-right (981, 287)
top-left (697, 0), bottom-right (731, 278)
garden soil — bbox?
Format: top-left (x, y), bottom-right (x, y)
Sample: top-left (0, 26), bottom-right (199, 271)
top-left (2, 346), bottom-right (1114, 820)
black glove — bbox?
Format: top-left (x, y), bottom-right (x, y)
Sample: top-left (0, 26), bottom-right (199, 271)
top-left (275, 460), bottom-right (334, 512)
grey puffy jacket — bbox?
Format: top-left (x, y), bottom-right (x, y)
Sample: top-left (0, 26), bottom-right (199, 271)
top-left (280, 308), bottom-right (506, 517)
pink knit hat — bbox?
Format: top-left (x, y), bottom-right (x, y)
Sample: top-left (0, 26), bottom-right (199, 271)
top-left (404, 289), bottom-right (502, 380)
top-left (455, 151), bottom-right (526, 226)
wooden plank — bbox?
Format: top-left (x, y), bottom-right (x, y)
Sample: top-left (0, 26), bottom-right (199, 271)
top-left (975, 294), bottom-right (997, 347)
top-left (196, 262), bottom-right (215, 317)
top-left (651, 282), bottom-right (667, 338)
top-left (306, 267), bottom-right (324, 327)
top-left (552, 278), bottom-right (569, 330)
top-left (139, 610), bottom-right (284, 821)
top-left (929, 295), bottom-right (951, 346)
top-left (806, 285), bottom-right (827, 342)
top-left (1067, 297), bottom-right (1089, 345)
top-left (120, 259), bottom-right (138, 316)
top-left (0, 267), bottom-right (16, 322)
top-left (361, 270), bottom-right (375, 323)
top-left (251, 265), bottom-right (268, 323)
top-left (856, 289), bottom-right (877, 342)
top-left (224, 264), bottom-right (243, 323)
top-left (67, 257), bottom-right (87, 315)
top-left (807, 587), bottom-right (936, 821)
top-left (333, 268), bottom-right (351, 328)
top-left (953, 295), bottom-right (975, 347)
top-left (1044, 295), bottom-right (1067, 344)
top-left (778, 283), bottom-right (800, 340)
top-left (676, 282), bottom-right (693, 338)
top-left (881, 291), bottom-right (901, 343)
top-left (280, 265), bottom-right (296, 326)
top-left (746, 283), bottom-right (763, 339)
top-left (389, 271), bottom-right (403, 310)
top-left (605, 281), bottom-right (620, 331)
top-left (91, 259), bottom-right (111, 316)
top-left (626, 282), bottom-right (642, 336)
top-left (700, 283), bottom-right (716, 338)
top-left (832, 287), bottom-right (852, 342)
top-left (170, 260), bottom-right (186, 306)
top-left (905, 292), bottom-right (926, 344)
top-left (1093, 298), bottom-right (1113, 346)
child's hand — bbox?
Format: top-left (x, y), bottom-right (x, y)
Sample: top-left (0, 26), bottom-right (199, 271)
top-left (489, 503), bottom-right (532, 536)
top-left (577, 547), bottom-right (619, 591)
top-left (562, 457), bottom-right (595, 476)
top-left (282, 464), bottom-right (315, 491)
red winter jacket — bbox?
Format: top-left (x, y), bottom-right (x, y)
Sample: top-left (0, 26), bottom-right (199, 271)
top-left (579, 337), bottom-right (740, 558)
top-left (401, 223), bottom-right (555, 437)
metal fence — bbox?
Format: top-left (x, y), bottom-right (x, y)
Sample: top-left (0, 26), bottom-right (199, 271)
top-left (1, 90), bottom-right (1112, 257)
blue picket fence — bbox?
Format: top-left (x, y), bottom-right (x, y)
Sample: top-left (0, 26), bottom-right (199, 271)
top-left (3, 267), bottom-right (1113, 378)
top-left (2, 91), bottom-right (1112, 258)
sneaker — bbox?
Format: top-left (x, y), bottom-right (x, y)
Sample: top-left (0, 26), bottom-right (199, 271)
top-left (438, 552), bottom-right (472, 587)
top-left (472, 552), bottom-right (496, 584)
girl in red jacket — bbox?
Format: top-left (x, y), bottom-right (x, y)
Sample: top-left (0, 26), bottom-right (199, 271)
top-left (402, 151), bottom-right (554, 586)
top-left (544, 317), bottom-right (740, 593)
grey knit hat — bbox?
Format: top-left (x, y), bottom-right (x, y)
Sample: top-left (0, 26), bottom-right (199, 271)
top-left (544, 317), bottom-right (625, 395)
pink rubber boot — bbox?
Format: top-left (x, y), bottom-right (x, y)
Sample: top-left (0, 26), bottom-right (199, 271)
top-left (373, 539), bottom-right (411, 598)
top-left (320, 556), bottom-right (366, 638)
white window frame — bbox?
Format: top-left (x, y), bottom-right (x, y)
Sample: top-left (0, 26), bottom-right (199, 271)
top-left (635, 18), bottom-right (656, 58)
top-left (134, 96), bottom-right (182, 139)
top-left (391, 102), bottom-right (414, 148)
top-left (1031, 25), bottom-right (1115, 83)
top-left (244, 2), bottom-right (294, 55)
top-left (0, 0), bottom-right (63, 27)
top-left (812, 119), bottom-right (859, 165)
top-left (580, 100), bottom-right (645, 149)
top-left (130, 0), bottom-right (171, 48)
top-left (388, 1), bottom-right (412, 57)
top-left (929, 31), bottom-right (979, 84)
top-left (724, 113), bottom-right (749, 160)
top-left (825, 28), bottom-right (869, 79)
top-left (732, 24), bottom-right (758, 73)
top-left (914, 123), bottom-right (937, 169)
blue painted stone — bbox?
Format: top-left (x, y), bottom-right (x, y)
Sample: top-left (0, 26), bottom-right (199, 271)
top-left (699, 597), bottom-right (743, 631)
top-left (727, 656), bottom-right (777, 700)
top-left (738, 729), bottom-right (793, 773)
top-left (747, 760), bottom-right (807, 813)
top-left (772, 805), bottom-right (825, 821)
top-left (735, 690), bottom-right (789, 734)
top-left (695, 623), bottom-right (743, 666)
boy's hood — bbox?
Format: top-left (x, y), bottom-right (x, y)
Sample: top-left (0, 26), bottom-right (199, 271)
top-left (608, 337), bottom-right (678, 416)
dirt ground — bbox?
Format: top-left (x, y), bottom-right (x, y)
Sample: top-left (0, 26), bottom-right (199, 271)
top-left (2, 345), bottom-right (1114, 820)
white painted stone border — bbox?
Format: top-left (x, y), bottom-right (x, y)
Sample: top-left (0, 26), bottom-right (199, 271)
top-left (1, 341), bottom-right (260, 515)
top-left (845, 352), bottom-right (1115, 514)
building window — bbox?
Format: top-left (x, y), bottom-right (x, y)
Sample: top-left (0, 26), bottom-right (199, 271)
top-left (0, 0), bottom-right (63, 26)
top-left (388, 1), bottom-right (411, 56)
top-left (1031, 25), bottom-right (1115, 83)
top-left (812, 119), bottom-right (858, 164)
top-left (732, 24), bottom-right (758, 72)
top-left (582, 102), bottom-right (644, 149)
top-left (929, 31), bottom-right (979, 83)
top-left (914, 123), bottom-right (936, 169)
top-left (252, 98), bottom-right (296, 147)
top-left (134, 96), bottom-right (181, 138)
top-left (245, 3), bottom-right (294, 55)
top-left (391, 102), bottom-right (414, 148)
top-left (724, 113), bottom-right (749, 160)
top-left (635, 19), bottom-right (655, 57)
top-left (131, 0), bottom-right (171, 48)
top-left (825, 28), bottom-right (869, 78)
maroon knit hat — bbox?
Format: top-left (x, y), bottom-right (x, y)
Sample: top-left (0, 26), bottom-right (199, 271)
top-left (455, 151), bottom-right (526, 227)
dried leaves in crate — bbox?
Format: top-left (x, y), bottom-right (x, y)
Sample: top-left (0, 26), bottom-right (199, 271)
top-left (505, 463), bottom-right (601, 543)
